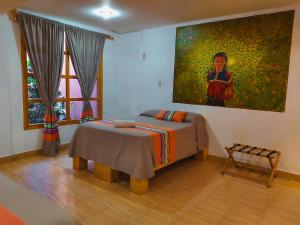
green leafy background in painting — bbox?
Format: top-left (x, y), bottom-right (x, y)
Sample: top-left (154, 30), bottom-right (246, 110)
top-left (173, 11), bottom-right (294, 112)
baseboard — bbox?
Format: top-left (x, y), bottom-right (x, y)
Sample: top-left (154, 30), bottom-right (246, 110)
top-left (208, 154), bottom-right (300, 182)
top-left (208, 154), bottom-right (226, 163)
top-left (276, 170), bottom-right (300, 182)
top-left (0, 143), bottom-right (70, 164)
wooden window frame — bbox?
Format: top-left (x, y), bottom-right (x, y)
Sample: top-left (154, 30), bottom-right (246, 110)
top-left (21, 38), bottom-right (103, 130)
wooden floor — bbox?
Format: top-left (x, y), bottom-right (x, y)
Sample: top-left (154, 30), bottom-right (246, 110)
top-left (1, 151), bottom-right (300, 225)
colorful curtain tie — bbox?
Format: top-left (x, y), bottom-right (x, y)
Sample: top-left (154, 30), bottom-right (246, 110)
top-left (80, 101), bottom-right (94, 124)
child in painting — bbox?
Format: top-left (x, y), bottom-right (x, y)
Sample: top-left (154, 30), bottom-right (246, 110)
top-left (206, 52), bottom-right (234, 107)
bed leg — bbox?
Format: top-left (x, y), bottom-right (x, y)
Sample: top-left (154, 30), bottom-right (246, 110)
top-left (94, 162), bottom-right (119, 182)
top-left (130, 177), bottom-right (149, 194)
top-left (73, 157), bottom-right (88, 170)
top-left (195, 148), bottom-right (208, 161)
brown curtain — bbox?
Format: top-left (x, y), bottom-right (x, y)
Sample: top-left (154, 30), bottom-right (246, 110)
top-left (18, 12), bottom-right (64, 156)
top-left (65, 25), bottom-right (105, 123)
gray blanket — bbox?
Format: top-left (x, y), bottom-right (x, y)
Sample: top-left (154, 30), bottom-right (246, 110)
top-left (69, 112), bottom-right (208, 179)
top-left (0, 173), bottom-right (80, 225)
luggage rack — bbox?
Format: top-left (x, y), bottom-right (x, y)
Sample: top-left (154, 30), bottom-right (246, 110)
top-left (221, 143), bottom-right (281, 187)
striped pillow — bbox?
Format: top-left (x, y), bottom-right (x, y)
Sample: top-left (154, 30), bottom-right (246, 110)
top-left (155, 110), bottom-right (187, 122)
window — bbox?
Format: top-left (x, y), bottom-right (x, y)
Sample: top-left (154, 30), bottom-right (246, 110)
top-left (22, 36), bottom-right (103, 130)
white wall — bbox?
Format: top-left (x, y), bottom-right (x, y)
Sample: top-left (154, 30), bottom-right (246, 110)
top-left (103, 36), bottom-right (121, 119)
top-left (115, 5), bottom-right (300, 175)
top-left (0, 13), bottom-right (120, 156)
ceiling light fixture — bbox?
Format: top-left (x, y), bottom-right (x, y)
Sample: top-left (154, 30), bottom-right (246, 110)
top-left (96, 6), bottom-right (120, 20)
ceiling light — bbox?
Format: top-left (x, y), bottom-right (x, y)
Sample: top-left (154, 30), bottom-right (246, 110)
top-left (96, 6), bottom-right (120, 20)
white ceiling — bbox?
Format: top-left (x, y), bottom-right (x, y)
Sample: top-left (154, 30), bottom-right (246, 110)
top-left (1, 0), bottom-right (300, 34)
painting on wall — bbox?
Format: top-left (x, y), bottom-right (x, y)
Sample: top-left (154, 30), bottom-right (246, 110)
top-left (173, 10), bottom-right (294, 112)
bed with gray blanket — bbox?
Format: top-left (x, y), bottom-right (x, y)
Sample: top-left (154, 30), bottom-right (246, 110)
top-left (0, 173), bottom-right (80, 225)
top-left (69, 110), bottom-right (208, 193)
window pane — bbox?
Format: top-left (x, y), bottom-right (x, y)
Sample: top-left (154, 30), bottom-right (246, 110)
top-left (70, 58), bottom-right (76, 75)
top-left (58, 78), bottom-right (66, 99)
top-left (27, 76), bottom-right (40, 99)
top-left (62, 55), bottom-right (66, 75)
top-left (70, 79), bottom-right (82, 98)
top-left (28, 77), bottom-right (66, 100)
top-left (26, 53), bottom-right (33, 73)
top-left (91, 100), bottom-right (98, 118)
top-left (54, 102), bottom-right (66, 121)
top-left (70, 101), bottom-right (98, 120)
top-left (29, 103), bottom-right (45, 124)
top-left (91, 81), bottom-right (98, 98)
top-left (28, 102), bottom-right (66, 125)
top-left (70, 101), bottom-right (82, 120)
top-left (70, 79), bottom-right (98, 98)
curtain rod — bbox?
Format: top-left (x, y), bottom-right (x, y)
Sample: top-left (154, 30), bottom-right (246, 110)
top-left (10, 9), bottom-right (114, 40)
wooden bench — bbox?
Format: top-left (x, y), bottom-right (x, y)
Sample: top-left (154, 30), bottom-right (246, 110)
top-left (221, 143), bottom-right (281, 187)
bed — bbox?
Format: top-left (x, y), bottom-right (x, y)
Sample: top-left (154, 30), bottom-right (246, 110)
top-left (0, 173), bottom-right (81, 225)
top-left (69, 110), bottom-right (209, 194)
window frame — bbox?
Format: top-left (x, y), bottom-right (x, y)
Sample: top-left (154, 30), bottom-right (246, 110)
top-left (21, 38), bottom-right (103, 130)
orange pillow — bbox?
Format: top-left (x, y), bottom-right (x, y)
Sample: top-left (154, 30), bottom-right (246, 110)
top-left (155, 110), bottom-right (167, 120)
top-left (155, 110), bottom-right (187, 122)
top-left (171, 111), bottom-right (187, 122)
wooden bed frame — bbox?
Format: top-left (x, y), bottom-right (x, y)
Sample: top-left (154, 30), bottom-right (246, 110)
top-left (72, 148), bottom-right (208, 194)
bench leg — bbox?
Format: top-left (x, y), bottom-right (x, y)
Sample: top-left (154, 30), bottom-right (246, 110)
top-left (222, 148), bottom-right (238, 175)
top-left (221, 156), bottom-right (231, 175)
top-left (228, 148), bottom-right (238, 168)
top-left (267, 153), bottom-right (281, 187)
top-left (130, 176), bottom-right (149, 194)
top-left (195, 148), bottom-right (208, 161)
top-left (94, 162), bottom-right (119, 183)
top-left (73, 157), bottom-right (87, 170)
